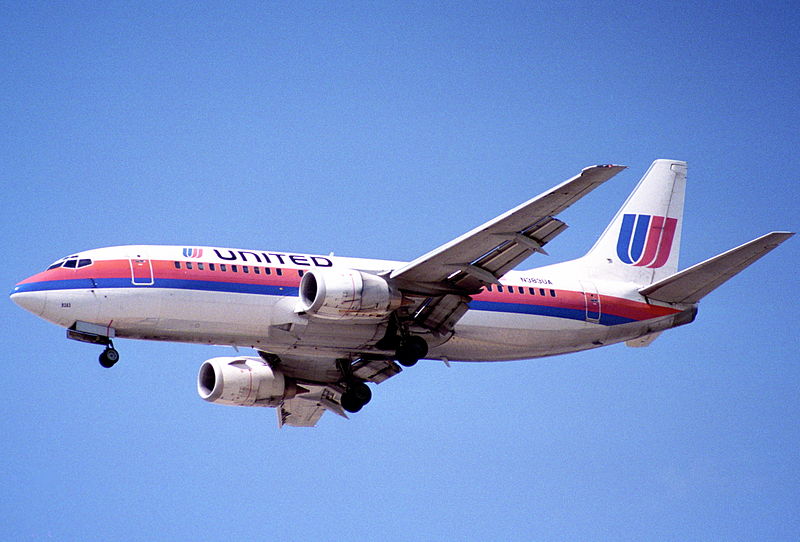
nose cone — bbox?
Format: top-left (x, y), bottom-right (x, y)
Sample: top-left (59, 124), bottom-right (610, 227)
top-left (10, 285), bottom-right (46, 316)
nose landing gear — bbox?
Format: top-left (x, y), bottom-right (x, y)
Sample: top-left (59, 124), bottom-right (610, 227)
top-left (66, 321), bottom-right (120, 368)
top-left (99, 343), bottom-right (120, 368)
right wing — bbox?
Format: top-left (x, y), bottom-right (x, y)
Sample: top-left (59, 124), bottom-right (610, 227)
top-left (390, 164), bottom-right (627, 296)
top-left (639, 231), bottom-right (794, 304)
top-left (390, 164), bottom-right (627, 333)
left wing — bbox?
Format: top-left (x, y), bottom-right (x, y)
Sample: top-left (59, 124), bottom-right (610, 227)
top-left (275, 358), bottom-right (403, 427)
top-left (278, 384), bottom-right (345, 428)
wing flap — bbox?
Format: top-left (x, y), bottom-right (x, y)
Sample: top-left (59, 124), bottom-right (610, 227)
top-left (413, 293), bottom-right (472, 333)
top-left (639, 231), bottom-right (794, 304)
top-left (351, 358), bottom-right (402, 384)
top-left (278, 384), bottom-right (346, 428)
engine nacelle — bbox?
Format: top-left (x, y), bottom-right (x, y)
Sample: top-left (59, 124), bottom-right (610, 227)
top-left (197, 357), bottom-right (295, 407)
top-left (297, 269), bottom-right (402, 320)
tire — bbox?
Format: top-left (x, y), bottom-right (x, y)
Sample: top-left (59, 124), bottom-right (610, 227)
top-left (99, 348), bottom-right (119, 368)
top-left (340, 391), bottom-right (363, 413)
top-left (396, 336), bottom-right (428, 367)
top-left (351, 382), bottom-right (372, 406)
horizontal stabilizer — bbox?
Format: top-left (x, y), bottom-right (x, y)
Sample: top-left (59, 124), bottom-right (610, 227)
top-left (639, 232), bottom-right (794, 304)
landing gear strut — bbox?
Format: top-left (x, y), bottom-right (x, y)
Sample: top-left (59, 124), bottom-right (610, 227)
top-left (99, 342), bottom-right (120, 368)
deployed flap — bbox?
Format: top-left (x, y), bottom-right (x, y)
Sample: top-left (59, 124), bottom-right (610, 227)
top-left (278, 384), bottom-right (345, 428)
top-left (351, 358), bottom-right (402, 384)
top-left (390, 164), bottom-right (626, 295)
top-left (639, 231), bottom-right (794, 304)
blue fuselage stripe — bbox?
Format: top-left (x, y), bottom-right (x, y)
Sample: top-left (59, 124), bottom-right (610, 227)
top-left (13, 278), bottom-right (298, 297)
top-left (468, 300), bottom-right (636, 325)
top-left (13, 279), bottom-right (637, 325)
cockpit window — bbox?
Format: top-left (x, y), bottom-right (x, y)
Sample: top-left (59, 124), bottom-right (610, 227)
top-left (46, 256), bottom-right (92, 270)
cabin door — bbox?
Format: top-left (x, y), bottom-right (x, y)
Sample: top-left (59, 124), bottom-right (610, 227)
top-left (129, 250), bottom-right (154, 285)
top-left (580, 280), bottom-right (601, 323)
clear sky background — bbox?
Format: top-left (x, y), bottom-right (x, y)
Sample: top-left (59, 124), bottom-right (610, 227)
top-left (2, 2), bottom-right (798, 541)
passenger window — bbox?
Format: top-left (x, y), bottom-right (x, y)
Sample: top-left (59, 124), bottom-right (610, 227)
top-left (209, 263), bottom-right (216, 271)
top-left (539, 288), bottom-right (545, 296)
top-left (186, 262), bottom-right (193, 270)
top-left (298, 270), bottom-right (304, 276)
top-left (174, 261), bottom-right (181, 269)
top-left (198, 263), bottom-right (204, 270)
top-left (508, 286), bottom-right (514, 293)
top-left (220, 264), bottom-right (227, 272)
top-left (232, 265), bottom-right (238, 272)
top-left (265, 268), bottom-right (271, 275)
top-left (254, 267), bottom-right (260, 275)
top-left (63, 259), bottom-right (77, 268)
top-left (529, 288), bottom-right (535, 295)
top-left (486, 285), bottom-right (492, 292)
top-left (243, 266), bottom-right (249, 273)
top-left (497, 285), bottom-right (504, 292)
top-left (276, 268), bottom-right (283, 276)
top-left (550, 289), bottom-right (556, 297)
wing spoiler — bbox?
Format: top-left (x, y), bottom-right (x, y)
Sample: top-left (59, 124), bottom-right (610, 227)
top-left (639, 231), bottom-right (794, 304)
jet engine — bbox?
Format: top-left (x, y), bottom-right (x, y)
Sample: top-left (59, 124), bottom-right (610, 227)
top-left (197, 357), bottom-right (297, 407)
top-left (297, 269), bottom-right (402, 320)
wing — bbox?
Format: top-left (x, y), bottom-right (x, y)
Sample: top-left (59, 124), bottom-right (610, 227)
top-left (390, 164), bottom-right (626, 295)
top-left (390, 164), bottom-right (626, 332)
top-left (278, 383), bottom-right (345, 428)
top-left (274, 356), bottom-right (403, 427)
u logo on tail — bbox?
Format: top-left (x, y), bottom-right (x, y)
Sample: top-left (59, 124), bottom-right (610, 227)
top-left (616, 214), bottom-right (678, 268)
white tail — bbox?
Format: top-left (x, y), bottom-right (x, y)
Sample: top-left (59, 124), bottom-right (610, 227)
top-left (581, 159), bottom-right (687, 286)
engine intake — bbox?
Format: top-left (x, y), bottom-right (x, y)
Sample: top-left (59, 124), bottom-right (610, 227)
top-left (297, 269), bottom-right (401, 320)
top-left (197, 357), bottom-right (295, 407)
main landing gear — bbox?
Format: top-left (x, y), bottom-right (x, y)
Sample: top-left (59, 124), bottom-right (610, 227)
top-left (336, 359), bottom-right (374, 414)
top-left (99, 342), bottom-right (120, 368)
top-left (340, 382), bottom-right (372, 413)
top-left (376, 317), bottom-right (429, 368)
top-left (395, 336), bottom-right (428, 367)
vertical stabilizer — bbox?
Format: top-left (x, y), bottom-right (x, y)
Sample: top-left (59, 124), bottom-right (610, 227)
top-left (583, 159), bottom-right (687, 285)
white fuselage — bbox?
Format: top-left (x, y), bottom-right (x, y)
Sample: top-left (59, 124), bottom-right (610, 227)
top-left (11, 244), bottom-right (691, 373)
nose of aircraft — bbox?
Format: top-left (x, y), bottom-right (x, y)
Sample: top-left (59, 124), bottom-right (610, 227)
top-left (10, 284), bottom-right (46, 316)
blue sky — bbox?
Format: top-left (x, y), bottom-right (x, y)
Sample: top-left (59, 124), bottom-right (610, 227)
top-left (2, 2), bottom-right (798, 540)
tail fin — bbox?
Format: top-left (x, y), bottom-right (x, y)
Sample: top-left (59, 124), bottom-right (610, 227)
top-left (583, 159), bottom-right (687, 285)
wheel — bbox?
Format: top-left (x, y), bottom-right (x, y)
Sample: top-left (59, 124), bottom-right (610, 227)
top-left (396, 356), bottom-right (417, 368)
top-left (351, 382), bottom-right (372, 406)
top-left (340, 390), bottom-right (363, 413)
top-left (99, 348), bottom-right (119, 368)
top-left (396, 336), bottom-right (428, 367)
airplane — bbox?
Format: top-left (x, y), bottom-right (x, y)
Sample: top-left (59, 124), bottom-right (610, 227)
top-left (10, 159), bottom-right (794, 427)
